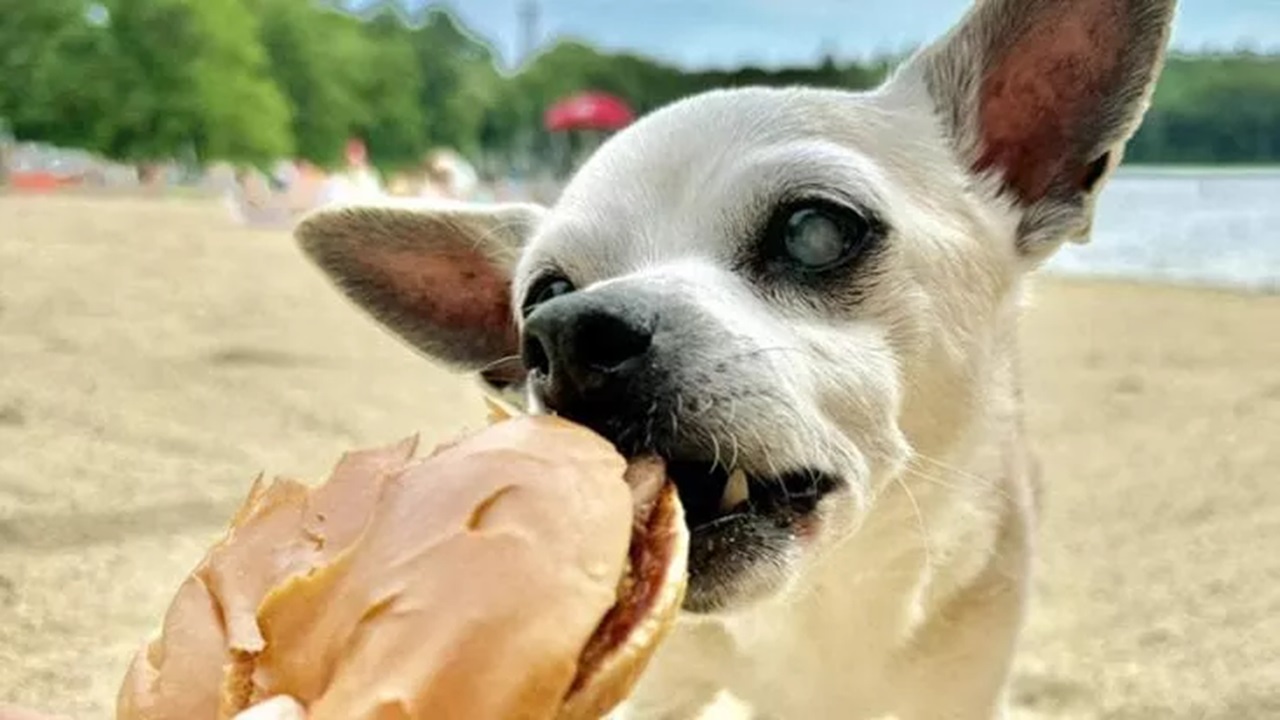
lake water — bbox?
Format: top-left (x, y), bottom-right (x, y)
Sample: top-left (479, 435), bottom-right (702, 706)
top-left (1043, 168), bottom-right (1280, 293)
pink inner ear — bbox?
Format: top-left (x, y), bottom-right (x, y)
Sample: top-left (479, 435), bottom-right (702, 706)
top-left (358, 245), bottom-right (517, 353)
top-left (973, 0), bottom-right (1126, 204)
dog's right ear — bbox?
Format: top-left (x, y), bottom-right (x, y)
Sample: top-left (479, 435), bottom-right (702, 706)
top-left (294, 200), bottom-right (546, 383)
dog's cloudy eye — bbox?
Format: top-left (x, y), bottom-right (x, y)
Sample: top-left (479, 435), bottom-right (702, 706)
top-left (522, 274), bottom-right (575, 317)
top-left (781, 205), bottom-right (870, 271)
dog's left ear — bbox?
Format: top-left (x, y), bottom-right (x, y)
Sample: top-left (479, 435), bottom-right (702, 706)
top-left (293, 199), bottom-right (546, 390)
top-left (891, 0), bottom-right (1176, 255)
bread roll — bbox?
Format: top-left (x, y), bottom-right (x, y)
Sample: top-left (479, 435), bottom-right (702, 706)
top-left (117, 414), bottom-right (686, 720)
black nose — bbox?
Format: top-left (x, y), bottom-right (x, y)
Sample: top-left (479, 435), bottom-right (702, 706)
top-left (522, 292), bottom-right (656, 409)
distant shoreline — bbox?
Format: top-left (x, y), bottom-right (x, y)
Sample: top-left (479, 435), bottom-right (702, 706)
top-left (1116, 164), bottom-right (1280, 176)
top-left (1040, 266), bottom-right (1279, 296)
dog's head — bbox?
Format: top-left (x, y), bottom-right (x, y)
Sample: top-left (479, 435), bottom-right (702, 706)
top-left (296, 0), bottom-right (1175, 614)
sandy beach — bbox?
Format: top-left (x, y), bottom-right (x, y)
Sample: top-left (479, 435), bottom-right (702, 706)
top-left (1, 195), bottom-right (1277, 719)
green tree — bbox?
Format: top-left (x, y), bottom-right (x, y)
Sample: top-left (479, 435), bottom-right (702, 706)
top-left (86, 0), bottom-right (291, 165)
top-left (187, 0), bottom-right (294, 164)
top-left (254, 0), bottom-right (369, 167)
top-left (0, 0), bottom-right (119, 149)
top-left (352, 10), bottom-right (426, 170)
top-left (1129, 54), bottom-right (1280, 164)
top-left (5, 0), bottom-right (1279, 171)
top-left (409, 8), bottom-right (503, 158)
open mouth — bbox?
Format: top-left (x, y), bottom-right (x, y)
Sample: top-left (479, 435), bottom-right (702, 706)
top-left (654, 458), bottom-right (841, 612)
top-left (663, 459), bottom-right (839, 534)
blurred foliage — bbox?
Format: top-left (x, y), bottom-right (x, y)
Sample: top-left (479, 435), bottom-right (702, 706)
top-left (1, 0), bottom-right (1277, 171)
top-left (1127, 54), bottom-right (1280, 164)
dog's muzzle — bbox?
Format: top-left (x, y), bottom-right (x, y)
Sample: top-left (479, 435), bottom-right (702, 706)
top-left (522, 288), bottom-right (840, 613)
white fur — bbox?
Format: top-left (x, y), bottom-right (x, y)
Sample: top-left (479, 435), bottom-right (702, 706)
top-left (292, 1), bottom-right (1176, 717)
top-left (583, 86), bottom-right (1034, 720)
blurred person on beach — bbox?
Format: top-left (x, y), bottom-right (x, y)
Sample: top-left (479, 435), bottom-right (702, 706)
top-left (386, 170), bottom-right (417, 197)
top-left (231, 165), bottom-right (295, 226)
top-left (234, 166), bottom-right (274, 210)
top-left (206, 161), bottom-right (245, 222)
top-left (384, 154), bottom-right (464, 200)
top-left (283, 159), bottom-right (330, 216)
top-left (416, 147), bottom-right (479, 200)
top-left (269, 158), bottom-right (298, 193)
top-left (316, 137), bottom-right (384, 206)
top-left (417, 159), bottom-right (455, 200)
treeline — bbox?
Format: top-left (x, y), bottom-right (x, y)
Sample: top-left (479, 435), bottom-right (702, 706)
top-left (2, 0), bottom-right (1278, 173)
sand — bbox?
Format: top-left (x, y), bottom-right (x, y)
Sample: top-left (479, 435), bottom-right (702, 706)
top-left (1, 195), bottom-right (1277, 719)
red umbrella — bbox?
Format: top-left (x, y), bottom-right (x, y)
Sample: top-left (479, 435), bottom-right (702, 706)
top-left (543, 92), bottom-right (635, 132)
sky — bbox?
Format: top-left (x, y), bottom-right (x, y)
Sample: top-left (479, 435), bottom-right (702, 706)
top-left (405, 0), bottom-right (1280, 69)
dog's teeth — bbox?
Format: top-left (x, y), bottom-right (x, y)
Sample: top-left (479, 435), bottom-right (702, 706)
top-left (721, 468), bottom-right (749, 510)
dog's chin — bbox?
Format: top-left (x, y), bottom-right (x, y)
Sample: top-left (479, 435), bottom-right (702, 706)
top-left (661, 461), bottom-right (842, 615)
top-left (680, 513), bottom-right (801, 614)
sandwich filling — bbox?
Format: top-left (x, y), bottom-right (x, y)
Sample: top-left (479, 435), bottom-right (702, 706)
top-left (569, 456), bottom-right (684, 696)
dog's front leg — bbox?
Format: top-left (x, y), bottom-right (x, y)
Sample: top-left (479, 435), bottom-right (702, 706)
top-left (881, 520), bottom-right (1030, 720)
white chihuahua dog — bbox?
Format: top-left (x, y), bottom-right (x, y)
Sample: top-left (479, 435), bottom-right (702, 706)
top-left (293, 0), bottom-right (1176, 717)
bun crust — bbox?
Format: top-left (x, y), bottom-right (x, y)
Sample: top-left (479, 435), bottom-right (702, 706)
top-left (254, 416), bottom-right (633, 719)
top-left (560, 469), bottom-right (687, 720)
top-left (117, 415), bottom-right (686, 720)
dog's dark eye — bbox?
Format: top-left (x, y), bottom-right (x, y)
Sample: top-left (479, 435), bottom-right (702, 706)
top-left (771, 202), bottom-right (873, 273)
top-left (522, 274), bottom-right (575, 317)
